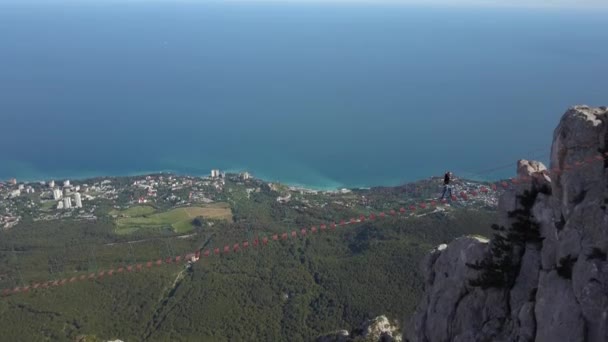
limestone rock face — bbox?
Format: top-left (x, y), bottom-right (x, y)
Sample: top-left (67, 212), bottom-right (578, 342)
top-left (411, 105), bottom-right (608, 342)
top-left (360, 315), bottom-right (402, 341)
top-left (317, 316), bottom-right (402, 342)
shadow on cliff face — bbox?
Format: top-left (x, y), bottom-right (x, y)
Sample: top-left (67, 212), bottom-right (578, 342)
top-left (467, 189), bottom-right (544, 289)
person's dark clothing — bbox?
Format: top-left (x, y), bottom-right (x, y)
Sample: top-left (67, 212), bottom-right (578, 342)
top-left (441, 173), bottom-right (453, 200)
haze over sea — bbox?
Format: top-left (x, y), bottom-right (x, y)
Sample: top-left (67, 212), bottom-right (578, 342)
top-left (1, 1), bottom-right (606, 189)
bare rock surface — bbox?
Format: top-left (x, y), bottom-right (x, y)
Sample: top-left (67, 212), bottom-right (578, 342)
top-left (411, 105), bottom-right (608, 342)
top-left (317, 315), bottom-right (402, 342)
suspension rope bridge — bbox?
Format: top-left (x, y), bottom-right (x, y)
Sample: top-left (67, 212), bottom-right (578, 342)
top-left (2, 149), bottom-right (606, 298)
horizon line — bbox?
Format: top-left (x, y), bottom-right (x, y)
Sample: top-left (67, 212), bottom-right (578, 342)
top-left (3, 0), bottom-right (608, 10)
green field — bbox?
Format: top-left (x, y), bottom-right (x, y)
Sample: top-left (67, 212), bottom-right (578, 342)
top-left (39, 200), bottom-right (57, 212)
top-left (110, 205), bottom-right (156, 217)
top-left (114, 203), bottom-right (233, 235)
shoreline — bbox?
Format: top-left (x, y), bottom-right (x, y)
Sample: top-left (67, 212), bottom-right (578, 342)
top-left (2, 169), bottom-right (351, 192)
top-left (1, 168), bottom-right (506, 193)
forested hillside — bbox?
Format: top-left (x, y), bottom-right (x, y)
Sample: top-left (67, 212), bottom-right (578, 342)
top-left (0, 175), bottom-right (496, 341)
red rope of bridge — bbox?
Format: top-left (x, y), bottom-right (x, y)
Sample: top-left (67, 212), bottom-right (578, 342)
top-left (2, 150), bottom-right (607, 298)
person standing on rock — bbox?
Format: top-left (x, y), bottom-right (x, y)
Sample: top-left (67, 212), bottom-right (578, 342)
top-left (440, 171), bottom-right (453, 200)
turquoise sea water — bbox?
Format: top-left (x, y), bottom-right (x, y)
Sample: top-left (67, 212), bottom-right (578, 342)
top-left (0, 2), bottom-right (607, 189)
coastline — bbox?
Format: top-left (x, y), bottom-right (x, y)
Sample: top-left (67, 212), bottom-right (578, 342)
top-left (1, 166), bottom-right (511, 193)
top-left (2, 169), bottom-right (350, 192)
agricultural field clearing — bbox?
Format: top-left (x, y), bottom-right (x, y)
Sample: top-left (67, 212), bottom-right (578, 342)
top-left (113, 203), bottom-right (232, 235)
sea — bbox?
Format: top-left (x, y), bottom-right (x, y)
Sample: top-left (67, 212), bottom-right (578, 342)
top-left (1, 1), bottom-right (607, 190)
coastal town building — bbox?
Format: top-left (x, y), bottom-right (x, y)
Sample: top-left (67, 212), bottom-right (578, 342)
top-left (49, 180), bottom-right (55, 188)
top-left (63, 197), bottom-right (72, 209)
top-left (63, 180), bottom-right (71, 187)
top-left (241, 172), bottom-right (251, 180)
top-left (74, 193), bottom-right (83, 208)
top-left (276, 194), bottom-right (291, 203)
top-left (210, 169), bottom-right (221, 178)
top-left (53, 189), bottom-right (63, 200)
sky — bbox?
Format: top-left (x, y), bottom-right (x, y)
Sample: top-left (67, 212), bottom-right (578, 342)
top-left (2, 0), bottom-right (608, 9)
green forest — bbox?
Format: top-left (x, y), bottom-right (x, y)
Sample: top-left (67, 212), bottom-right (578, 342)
top-left (0, 177), bottom-right (497, 341)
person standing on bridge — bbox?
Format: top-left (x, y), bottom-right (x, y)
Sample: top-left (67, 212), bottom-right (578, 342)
top-left (440, 171), bottom-right (453, 200)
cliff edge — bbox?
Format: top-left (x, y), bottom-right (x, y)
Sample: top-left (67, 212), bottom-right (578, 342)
top-left (410, 105), bottom-right (608, 342)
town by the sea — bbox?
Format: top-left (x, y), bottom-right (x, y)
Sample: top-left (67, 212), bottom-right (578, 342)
top-left (1, 2), bottom-right (607, 189)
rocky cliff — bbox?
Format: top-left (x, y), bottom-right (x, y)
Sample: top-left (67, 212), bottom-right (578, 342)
top-left (318, 315), bottom-right (402, 342)
top-left (410, 105), bottom-right (608, 342)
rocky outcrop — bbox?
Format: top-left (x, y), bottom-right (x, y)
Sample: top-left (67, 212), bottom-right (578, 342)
top-left (411, 105), bottom-right (608, 342)
top-left (318, 315), bottom-right (402, 342)
top-left (360, 315), bottom-right (402, 341)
